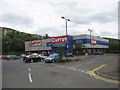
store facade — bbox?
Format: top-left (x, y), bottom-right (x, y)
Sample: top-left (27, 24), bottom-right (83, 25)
top-left (25, 34), bottom-right (109, 55)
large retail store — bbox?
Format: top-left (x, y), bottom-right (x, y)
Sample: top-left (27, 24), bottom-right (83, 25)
top-left (25, 34), bottom-right (109, 55)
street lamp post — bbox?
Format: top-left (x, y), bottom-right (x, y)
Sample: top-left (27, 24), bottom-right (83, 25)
top-left (61, 16), bottom-right (70, 36)
top-left (88, 29), bottom-right (92, 55)
top-left (61, 16), bottom-right (70, 59)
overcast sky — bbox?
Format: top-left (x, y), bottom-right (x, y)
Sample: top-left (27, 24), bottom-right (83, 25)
top-left (0, 0), bottom-right (119, 38)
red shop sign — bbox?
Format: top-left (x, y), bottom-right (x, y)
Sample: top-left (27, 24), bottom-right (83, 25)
top-left (29, 40), bottom-right (42, 47)
top-left (91, 39), bottom-right (97, 45)
top-left (50, 35), bottom-right (68, 44)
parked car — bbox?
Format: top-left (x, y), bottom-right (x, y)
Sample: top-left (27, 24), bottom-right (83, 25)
top-left (44, 54), bottom-right (62, 63)
top-left (6, 55), bottom-right (21, 60)
top-left (21, 54), bottom-right (26, 58)
top-left (0, 55), bottom-right (7, 59)
top-left (23, 55), bottom-right (31, 62)
top-left (93, 52), bottom-right (104, 55)
top-left (24, 55), bottom-right (43, 63)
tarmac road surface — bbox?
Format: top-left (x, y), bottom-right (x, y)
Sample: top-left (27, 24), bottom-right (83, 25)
top-left (2, 54), bottom-right (118, 88)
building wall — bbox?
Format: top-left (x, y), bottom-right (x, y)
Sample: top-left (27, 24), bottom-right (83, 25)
top-left (73, 34), bottom-right (109, 48)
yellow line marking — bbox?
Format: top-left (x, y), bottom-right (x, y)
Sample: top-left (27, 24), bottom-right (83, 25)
top-left (89, 64), bottom-right (119, 84)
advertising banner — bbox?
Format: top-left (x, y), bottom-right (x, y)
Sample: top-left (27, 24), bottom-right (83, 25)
top-left (50, 35), bottom-right (68, 44)
top-left (29, 40), bottom-right (42, 47)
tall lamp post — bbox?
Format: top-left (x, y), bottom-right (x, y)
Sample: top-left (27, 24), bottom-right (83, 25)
top-left (88, 29), bottom-right (92, 55)
top-left (61, 16), bottom-right (70, 59)
top-left (61, 16), bottom-right (70, 35)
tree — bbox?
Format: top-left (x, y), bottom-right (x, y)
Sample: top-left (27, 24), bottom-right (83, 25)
top-left (56, 46), bottom-right (66, 59)
top-left (2, 31), bottom-right (41, 55)
top-left (43, 34), bottom-right (49, 39)
top-left (74, 42), bottom-right (84, 59)
top-left (109, 39), bottom-right (119, 53)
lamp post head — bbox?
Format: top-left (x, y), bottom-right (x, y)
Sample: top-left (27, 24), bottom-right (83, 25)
top-left (61, 16), bottom-right (65, 19)
top-left (88, 29), bottom-right (92, 32)
top-left (67, 19), bottom-right (70, 21)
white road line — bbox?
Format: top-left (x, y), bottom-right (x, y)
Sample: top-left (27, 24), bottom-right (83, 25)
top-left (87, 61), bottom-right (96, 64)
top-left (28, 67), bottom-right (31, 71)
top-left (73, 64), bottom-right (82, 68)
top-left (29, 73), bottom-right (33, 82)
top-left (73, 68), bottom-right (77, 71)
top-left (81, 70), bottom-right (85, 73)
top-left (67, 67), bottom-right (71, 69)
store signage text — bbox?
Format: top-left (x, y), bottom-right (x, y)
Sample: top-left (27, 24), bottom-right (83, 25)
top-left (29, 40), bottom-right (42, 47)
top-left (50, 36), bottom-right (68, 44)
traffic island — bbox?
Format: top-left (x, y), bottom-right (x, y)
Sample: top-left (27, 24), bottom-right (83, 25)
top-left (54, 59), bottom-right (82, 64)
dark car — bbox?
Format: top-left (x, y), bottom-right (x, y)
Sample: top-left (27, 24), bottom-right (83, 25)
top-left (24, 55), bottom-right (43, 63)
top-left (7, 55), bottom-right (20, 60)
top-left (93, 52), bottom-right (104, 55)
top-left (23, 55), bottom-right (31, 62)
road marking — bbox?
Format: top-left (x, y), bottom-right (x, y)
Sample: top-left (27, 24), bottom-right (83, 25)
top-left (89, 64), bottom-right (119, 84)
top-left (28, 67), bottom-right (31, 71)
top-left (87, 61), bottom-right (96, 64)
top-left (73, 68), bottom-right (77, 71)
top-left (67, 67), bottom-right (71, 69)
top-left (81, 70), bottom-right (85, 73)
top-left (28, 73), bottom-right (33, 82)
top-left (71, 64), bottom-right (82, 68)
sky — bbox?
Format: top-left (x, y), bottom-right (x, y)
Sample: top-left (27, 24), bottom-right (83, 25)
top-left (0, 0), bottom-right (119, 39)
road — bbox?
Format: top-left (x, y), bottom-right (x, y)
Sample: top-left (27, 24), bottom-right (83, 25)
top-left (2, 54), bottom-right (118, 88)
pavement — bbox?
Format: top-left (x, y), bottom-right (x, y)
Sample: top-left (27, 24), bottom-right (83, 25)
top-left (88, 54), bottom-right (119, 84)
top-left (95, 58), bottom-right (119, 80)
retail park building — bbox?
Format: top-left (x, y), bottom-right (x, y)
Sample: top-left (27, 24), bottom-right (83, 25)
top-left (25, 34), bottom-right (109, 55)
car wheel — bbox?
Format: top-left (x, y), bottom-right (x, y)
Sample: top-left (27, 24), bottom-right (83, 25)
top-left (51, 60), bottom-right (54, 63)
top-left (31, 59), bottom-right (34, 63)
top-left (45, 61), bottom-right (47, 63)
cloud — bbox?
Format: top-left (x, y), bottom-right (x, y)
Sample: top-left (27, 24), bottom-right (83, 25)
top-left (51, 1), bottom-right (117, 25)
top-left (2, 12), bottom-right (34, 28)
top-left (0, 0), bottom-right (118, 39)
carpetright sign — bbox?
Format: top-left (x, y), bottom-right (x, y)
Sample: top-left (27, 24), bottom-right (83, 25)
top-left (29, 40), bottom-right (42, 47)
top-left (50, 35), bottom-right (68, 44)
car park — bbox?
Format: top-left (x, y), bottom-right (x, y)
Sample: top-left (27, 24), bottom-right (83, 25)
top-left (44, 53), bottom-right (62, 63)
